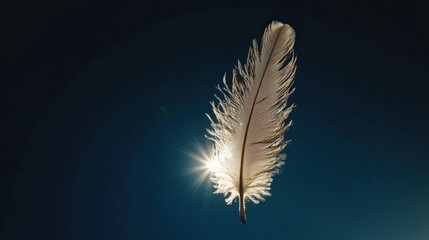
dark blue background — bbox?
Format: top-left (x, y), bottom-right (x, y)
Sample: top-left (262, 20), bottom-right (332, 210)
top-left (2, 1), bottom-right (428, 239)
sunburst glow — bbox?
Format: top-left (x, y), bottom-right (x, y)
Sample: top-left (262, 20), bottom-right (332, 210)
top-left (205, 158), bottom-right (221, 173)
top-left (185, 142), bottom-right (216, 189)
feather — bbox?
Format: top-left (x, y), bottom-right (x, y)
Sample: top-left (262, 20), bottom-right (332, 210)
top-left (205, 21), bottom-right (297, 224)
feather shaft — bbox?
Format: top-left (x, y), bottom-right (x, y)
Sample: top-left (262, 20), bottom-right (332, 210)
top-left (239, 29), bottom-right (282, 224)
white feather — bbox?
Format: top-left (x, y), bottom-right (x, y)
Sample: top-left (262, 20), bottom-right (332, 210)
top-left (205, 21), bottom-right (297, 224)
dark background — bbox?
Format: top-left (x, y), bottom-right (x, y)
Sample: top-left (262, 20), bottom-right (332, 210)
top-left (1, 0), bottom-right (428, 239)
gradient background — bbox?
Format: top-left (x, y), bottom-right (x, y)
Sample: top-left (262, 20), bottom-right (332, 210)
top-left (2, 1), bottom-right (428, 239)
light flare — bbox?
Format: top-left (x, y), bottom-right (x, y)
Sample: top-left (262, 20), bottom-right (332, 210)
top-left (205, 158), bottom-right (221, 173)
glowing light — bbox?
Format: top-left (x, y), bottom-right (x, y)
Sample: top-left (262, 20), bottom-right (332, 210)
top-left (205, 158), bottom-right (221, 173)
top-left (184, 142), bottom-right (232, 193)
top-left (183, 142), bottom-right (215, 190)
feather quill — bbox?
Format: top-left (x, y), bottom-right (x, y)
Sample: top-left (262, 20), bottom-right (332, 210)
top-left (205, 21), bottom-right (296, 224)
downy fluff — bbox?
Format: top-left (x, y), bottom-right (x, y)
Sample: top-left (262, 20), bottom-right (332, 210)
top-left (206, 21), bottom-right (297, 224)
